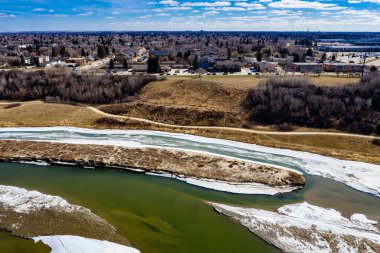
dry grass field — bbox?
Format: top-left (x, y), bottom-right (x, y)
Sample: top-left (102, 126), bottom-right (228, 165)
top-left (0, 102), bottom-right (101, 127)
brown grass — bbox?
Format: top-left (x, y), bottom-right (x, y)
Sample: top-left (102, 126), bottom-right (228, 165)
top-left (0, 102), bottom-right (101, 127)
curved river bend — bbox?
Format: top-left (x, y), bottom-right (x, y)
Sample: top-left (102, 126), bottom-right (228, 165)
top-left (0, 127), bottom-right (379, 253)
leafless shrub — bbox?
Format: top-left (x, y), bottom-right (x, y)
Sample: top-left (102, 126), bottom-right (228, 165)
top-left (0, 70), bottom-right (157, 104)
top-left (242, 76), bottom-right (380, 135)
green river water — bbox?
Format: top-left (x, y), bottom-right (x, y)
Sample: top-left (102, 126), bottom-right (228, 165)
top-left (1, 162), bottom-right (380, 253)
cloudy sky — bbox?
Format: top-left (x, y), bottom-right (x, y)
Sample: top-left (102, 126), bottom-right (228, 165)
top-left (0, 0), bottom-right (379, 31)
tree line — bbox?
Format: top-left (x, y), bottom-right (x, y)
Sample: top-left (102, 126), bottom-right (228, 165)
top-left (242, 75), bottom-right (380, 135)
top-left (0, 70), bottom-right (157, 104)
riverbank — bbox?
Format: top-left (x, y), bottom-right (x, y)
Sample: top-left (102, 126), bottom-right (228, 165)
top-left (0, 140), bottom-right (305, 194)
top-left (0, 127), bottom-right (379, 197)
top-left (213, 202), bottom-right (380, 253)
top-left (1, 101), bottom-right (379, 165)
top-left (0, 184), bottom-right (139, 252)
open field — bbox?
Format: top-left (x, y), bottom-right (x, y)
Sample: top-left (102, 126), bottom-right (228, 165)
top-left (1, 101), bottom-right (379, 165)
top-left (0, 102), bottom-right (101, 127)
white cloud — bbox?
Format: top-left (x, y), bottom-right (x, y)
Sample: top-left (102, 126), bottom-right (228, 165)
top-left (138, 14), bottom-right (153, 18)
top-left (32, 8), bottom-right (45, 12)
top-left (0, 13), bottom-right (16, 18)
top-left (269, 0), bottom-right (346, 10)
top-left (348, 0), bottom-right (380, 3)
top-left (156, 12), bottom-right (171, 16)
top-left (112, 11), bottom-right (120, 14)
top-left (259, 0), bottom-right (272, 2)
top-left (159, 0), bottom-right (179, 5)
top-left (78, 11), bottom-right (93, 16)
top-left (207, 6), bottom-right (246, 10)
top-left (182, 1), bottom-right (231, 6)
top-left (204, 10), bottom-right (219, 15)
top-left (164, 6), bottom-right (192, 10)
top-left (235, 2), bottom-right (266, 9)
top-left (42, 14), bottom-right (68, 18)
top-left (105, 16), bottom-right (116, 19)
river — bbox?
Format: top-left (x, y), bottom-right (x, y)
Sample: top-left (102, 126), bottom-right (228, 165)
top-left (0, 127), bottom-right (379, 253)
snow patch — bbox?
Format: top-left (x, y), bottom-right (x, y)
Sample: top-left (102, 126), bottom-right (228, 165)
top-left (213, 202), bottom-right (380, 253)
top-left (146, 172), bottom-right (299, 195)
top-left (0, 185), bottom-right (83, 214)
top-left (33, 235), bottom-right (140, 253)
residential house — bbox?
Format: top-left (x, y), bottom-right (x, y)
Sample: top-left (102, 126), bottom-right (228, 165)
top-left (198, 56), bottom-right (215, 70)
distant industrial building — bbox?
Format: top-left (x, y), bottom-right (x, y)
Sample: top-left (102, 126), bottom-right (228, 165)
top-left (317, 45), bottom-right (380, 52)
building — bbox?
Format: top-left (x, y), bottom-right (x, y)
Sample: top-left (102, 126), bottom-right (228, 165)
top-left (317, 45), bottom-right (380, 52)
top-left (198, 56), bottom-right (215, 70)
top-left (290, 63), bottom-right (323, 73)
top-left (66, 57), bottom-right (86, 66)
top-left (131, 63), bottom-right (148, 72)
top-left (323, 63), bottom-right (362, 73)
top-left (114, 52), bottom-right (133, 62)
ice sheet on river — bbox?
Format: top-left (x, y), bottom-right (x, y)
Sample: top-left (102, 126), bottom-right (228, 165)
top-left (0, 126), bottom-right (380, 196)
top-left (213, 202), bottom-right (380, 253)
top-left (33, 235), bottom-right (140, 253)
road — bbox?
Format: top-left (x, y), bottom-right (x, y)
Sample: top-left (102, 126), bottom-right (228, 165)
top-left (1, 101), bottom-right (377, 140)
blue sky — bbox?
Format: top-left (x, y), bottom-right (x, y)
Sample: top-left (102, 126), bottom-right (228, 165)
top-left (0, 0), bottom-right (379, 31)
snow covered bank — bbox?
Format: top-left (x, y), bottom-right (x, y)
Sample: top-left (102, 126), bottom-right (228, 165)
top-left (213, 202), bottom-right (380, 253)
top-left (33, 235), bottom-right (140, 253)
top-left (0, 185), bottom-right (80, 214)
top-left (0, 184), bottom-right (131, 247)
top-left (148, 172), bottom-right (300, 195)
top-left (0, 126), bottom-right (379, 196)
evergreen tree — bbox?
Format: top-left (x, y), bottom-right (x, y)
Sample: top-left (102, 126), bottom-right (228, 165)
top-left (109, 59), bottom-right (114, 69)
top-left (52, 47), bottom-right (58, 57)
top-left (256, 51), bottom-right (262, 62)
top-left (306, 48), bottom-right (313, 57)
top-left (97, 45), bottom-right (107, 59)
top-left (60, 46), bottom-right (66, 56)
top-left (293, 53), bottom-right (300, 63)
top-left (227, 48), bottom-right (231, 59)
top-left (20, 55), bottom-right (25, 66)
top-left (123, 59), bottom-right (129, 69)
top-left (147, 55), bottom-right (161, 73)
top-left (321, 53), bottom-right (327, 61)
top-left (81, 48), bottom-right (86, 57)
top-left (192, 56), bottom-right (199, 69)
